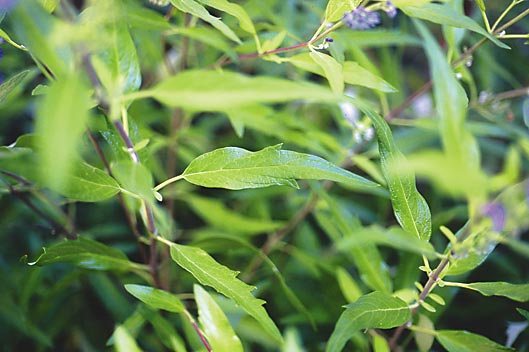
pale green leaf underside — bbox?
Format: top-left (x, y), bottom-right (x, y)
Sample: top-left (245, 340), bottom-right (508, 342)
top-left (124, 284), bottom-right (185, 313)
top-left (326, 291), bottom-right (410, 352)
top-left (181, 144), bottom-right (379, 191)
top-left (142, 70), bottom-right (339, 111)
top-left (169, 243), bottom-right (283, 344)
top-left (436, 330), bottom-right (514, 352)
top-left (460, 282), bottom-right (529, 302)
top-left (197, 0), bottom-right (256, 34)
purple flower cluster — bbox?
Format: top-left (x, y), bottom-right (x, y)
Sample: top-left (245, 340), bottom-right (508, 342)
top-left (343, 1), bottom-right (397, 31)
top-left (343, 6), bottom-right (380, 30)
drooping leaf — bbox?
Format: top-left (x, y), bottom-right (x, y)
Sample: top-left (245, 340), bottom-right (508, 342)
top-left (114, 325), bottom-right (143, 352)
top-left (194, 284), bottom-right (244, 352)
top-left (185, 195), bottom-right (284, 235)
top-left (168, 243), bottom-right (283, 344)
top-left (326, 291), bottom-right (410, 352)
top-left (35, 73), bottom-right (91, 193)
top-left (402, 4), bottom-right (509, 49)
top-left (196, 0), bottom-right (256, 34)
top-left (456, 282), bottom-right (529, 302)
top-left (176, 144), bottom-right (379, 191)
top-left (26, 237), bottom-right (146, 272)
top-left (286, 53), bottom-right (395, 92)
top-left (168, 0), bottom-right (241, 43)
top-left (310, 51), bottom-right (344, 94)
top-left (140, 70), bottom-right (339, 111)
top-left (415, 314), bottom-right (435, 352)
top-left (436, 330), bottom-right (514, 352)
top-left (0, 70), bottom-right (29, 104)
top-left (124, 284), bottom-right (185, 313)
top-left (356, 101), bottom-right (431, 240)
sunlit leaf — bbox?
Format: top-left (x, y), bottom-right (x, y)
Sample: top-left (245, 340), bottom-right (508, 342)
top-left (114, 325), bottom-right (143, 352)
top-left (326, 292), bottom-right (410, 352)
top-left (124, 284), bottom-right (185, 312)
top-left (112, 161), bottom-right (154, 203)
top-left (415, 314), bottom-right (435, 352)
top-left (35, 73), bottom-right (91, 193)
top-left (194, 284), bottom-right (243, 352)
top-left (310, 51), bottom-right (344, 94)
top-left (325, 0), bottom-right (353, 22)
top-left (436, 330), bottom-right (514, 352)
top-left (177, 144), bottom-right (379, 191)
top-left (168, 243), bottom-right (283, 344)
top-left (196, 0), bottom-right (256, 34)
top-left (142, 70), bottom-right (339, 111)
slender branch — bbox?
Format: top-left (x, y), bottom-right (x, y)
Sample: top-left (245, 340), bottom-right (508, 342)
top-left (183, 310), bottom-right (212, 352)
top-left (492, 86), bottom-right (529, 101)
top-left (1, 173), bottom-right (77, 240)
top-left (388, 257), bottom-right (450, 350)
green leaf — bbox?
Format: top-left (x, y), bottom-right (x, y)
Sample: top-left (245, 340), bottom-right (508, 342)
top-left (178, 144), bottom-right (379, 191)
top-left (168, 27), bottom-right (236, 59)
top-left (194, 284), bottom-right (244, 352)
top-left (144, 70), bottom-right (338, 111)
top-left (35, 73), bottom-right (91, 193)
top-left (0, 28), bottom-right (26, 50)
top-left (517, 308), bottom-right (529, 321)
top-left (0, 147), bottom-right (120, 201)
top-left (112, 161), bottom-right (154, 203)
top-left (11, 1), bottom-right (70, 77)
top-left (337, 30), bottom-right (421, 47)
top-left (125, 3), bottom-right (172, 30)
top-left (26, 237), bottom-right (146, 272)
top-left (436, 330), bottom-right (514, 352)
top-left (168, 243), bottom-right (283, 344)
top-left (402, 4), bottom-right (509, 49)
top-left (326, 292), bottom-right (411, 352)
top-left (336, 225), bottom-right (437, 258)
top-left (414, 20), bottom-right (483, 187)
top-left (356, 102), bottom-right (431, 240)
top-left (457, 282), bottom-right (529, 302)
top-left (169, 0), bottom-right (241, 43)
top-left (114, 325), bottom-right (143, 352)
top-left (325, 0), bottom-right (353, 22)
top-left (286, 53), bottom-right (396, 92)
top-left (124, 284), bottom-right (185, 313)
top-left (185, 195), bottom-right (284, 235)
top-left (335, 267), bottom-right (363, 303)
top-left (196, 0), bottom-right (256, 34)
top-left (0, 70), bottom-right (30, 104)
top-left (91, 19), bottom-right (142, 95)
top-left (310, 51), bottom-right (344, 94)
top-left (415, 314), bottom-right (435, 352)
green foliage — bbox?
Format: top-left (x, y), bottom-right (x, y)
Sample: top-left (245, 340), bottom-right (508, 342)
top-left (1, 0), bottom-right (529, 351)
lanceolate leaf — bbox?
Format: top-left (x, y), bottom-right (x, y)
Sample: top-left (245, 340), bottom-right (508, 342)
top-left (114, 325), bottom-right (143, 352)
top-left (0, 70), bottom-right (30, 103)
top-left (26, 237), bottom-right (146, 272)
top-left (169, 243), bottom-right (283, 344)
top-left (436, 330), bottom-right (514, 352)
top-left (309, 51), bottom-right (344, 94)
top-left (326, 292), bottom-right (410, 352)
top-left (356, 102), bottom-right (431, 240)
top-left (196, 0), bottom-right (256, 34)
top-left (178, 144), bottom-right (379, 191)
top-left (325, 0), bottom-right (353, 22)
top-left (457, 282), bottom-right (529, 302)
top-left (142, 70), bottom-right (338, 111)
top-left (169, 0), bottom-right (241, 43)
top-left (124, 284), bottom-right (185, 313)
top-left (402, 4), bottom-right (509, 49)
top-left (194, 284), bottom-right (244, 352)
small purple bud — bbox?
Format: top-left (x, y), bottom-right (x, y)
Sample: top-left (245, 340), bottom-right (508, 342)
top-left (0, 0), bottom-right (18, 11)
top-left (482, 202), bottom-right (506, 232)
top-left (343, 6), bottom-right (381, 31)
top-left (324, 37), bottom-right (334, 43)
top-left (385, 1), bottom-right (397, 18)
